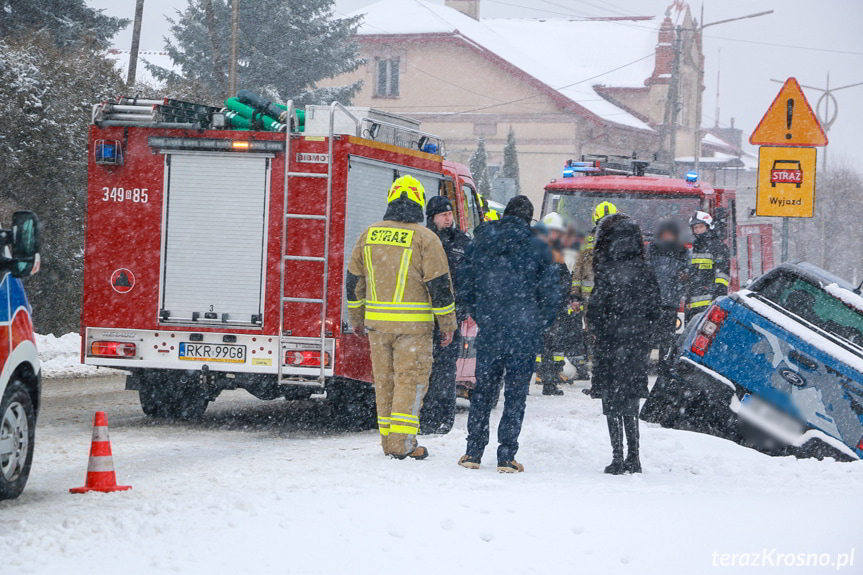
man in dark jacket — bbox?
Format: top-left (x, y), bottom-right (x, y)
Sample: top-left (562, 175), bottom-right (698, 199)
top-left (648, 219), bottom-right (688, 378)
top-left (686, 211), bottom-right (730, 321)
top-left (420, 196), bottom-right (471, 434)
top-left (457, 195), bottom-right (560, 473)
top-left (587, 214), bottom-right (661, 474)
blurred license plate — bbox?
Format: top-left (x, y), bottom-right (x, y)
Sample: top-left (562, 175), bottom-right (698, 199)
top-left (739, 393), bottom-right (804, 435)
top-left (179, 342), bottom-right (246, 363)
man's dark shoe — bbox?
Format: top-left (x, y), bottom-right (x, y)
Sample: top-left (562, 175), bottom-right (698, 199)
top-left (542, 384), bottom-right (564, 396)
top-left (497, 460), bottom-right (525, 473)
top-left (458, 454), bottom-right (481, 469)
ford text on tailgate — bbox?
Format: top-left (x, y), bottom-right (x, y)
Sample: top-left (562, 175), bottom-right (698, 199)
top-left (678, 263), bottom-right (863, 460)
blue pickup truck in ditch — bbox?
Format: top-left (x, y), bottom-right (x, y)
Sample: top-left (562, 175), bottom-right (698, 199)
top-left (642, 262), bottom-right (863, 461)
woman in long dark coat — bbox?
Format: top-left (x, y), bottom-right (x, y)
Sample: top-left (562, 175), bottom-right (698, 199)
top-left (586, 214), bottom-right (661, 474)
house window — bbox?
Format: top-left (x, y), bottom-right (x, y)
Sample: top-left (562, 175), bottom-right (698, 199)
top-left (375, 57), bottom-right (400, 98)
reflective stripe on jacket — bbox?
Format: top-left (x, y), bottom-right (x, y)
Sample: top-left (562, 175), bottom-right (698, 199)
top-left (346, 221), bottom-right (457, 334)
top-left (686, 233), bottom-right (731, 308)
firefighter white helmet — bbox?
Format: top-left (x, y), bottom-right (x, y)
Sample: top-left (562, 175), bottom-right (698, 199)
top-left (689, 211), bottom-right (714, 230)
top-left (541, 212), bottom-right (566, 232)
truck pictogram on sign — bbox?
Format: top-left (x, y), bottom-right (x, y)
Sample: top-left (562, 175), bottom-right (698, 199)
top-left (770, 160), bottom-right (803, 188)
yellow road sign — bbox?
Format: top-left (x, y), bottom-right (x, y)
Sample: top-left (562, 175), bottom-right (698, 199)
top-left (750, 78), bottom-right (828, 147)
top-left (756, 146), bottom-right (817, 218)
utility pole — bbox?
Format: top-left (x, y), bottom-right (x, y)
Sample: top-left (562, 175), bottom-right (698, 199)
top-left (229, 0), bottom-right (240, 96)
top-left (680, 9), bottom-right (773, 176)
top-left (126, 0), bottom-right (146, 85)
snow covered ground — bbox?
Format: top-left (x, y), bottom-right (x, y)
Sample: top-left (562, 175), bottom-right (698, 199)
top-left (36, 333), bottom-right (122, 379)
top-left (1, 375), bottom-right (860, 574)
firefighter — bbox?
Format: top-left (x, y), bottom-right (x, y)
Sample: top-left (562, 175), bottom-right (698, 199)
top-left (345, 176), bottom-right (458, 460)
top-left (572, 201), bottom-right (618, 307)
top-left (534, 212), bottom-right (571, 396)
top-left (419, 196), bottom-right (470, 435)
top-left (573, 201), bottom-right (617, 390)
top-left (686, 211), bottom-right (730, 322)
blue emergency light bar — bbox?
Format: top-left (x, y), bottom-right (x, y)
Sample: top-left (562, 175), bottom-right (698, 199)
top-left (562, 160), bottom-right (601, 178)
top-left (685, 171), bottom-right (699, 184)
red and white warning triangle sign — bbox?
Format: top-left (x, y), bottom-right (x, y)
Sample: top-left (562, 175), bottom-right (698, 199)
top-left (749, 77), bottom-right (828, 147)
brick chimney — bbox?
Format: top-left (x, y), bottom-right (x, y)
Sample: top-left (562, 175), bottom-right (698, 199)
top-left (646, 8), bottom-right (674, 86)
top-left (445, 0), bottom-right (480, 20)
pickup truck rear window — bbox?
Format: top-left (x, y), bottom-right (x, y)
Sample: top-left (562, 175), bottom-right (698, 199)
top-left (757, 272), bottom-right (863, 346)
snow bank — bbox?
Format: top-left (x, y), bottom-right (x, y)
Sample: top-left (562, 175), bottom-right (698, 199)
top-left (36, 333), bottom-right (124, 379)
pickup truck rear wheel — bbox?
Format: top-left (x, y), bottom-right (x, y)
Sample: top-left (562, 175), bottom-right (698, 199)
top-left (0, 381), bottom-right (36, 501)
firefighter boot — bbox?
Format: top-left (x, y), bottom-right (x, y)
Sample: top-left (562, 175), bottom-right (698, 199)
top-left (393, 445), bottom-right (429, 461)
top-left (604, 415), bottom-right (625, 475)
top-left (622, 416), bottom-right (642, 474)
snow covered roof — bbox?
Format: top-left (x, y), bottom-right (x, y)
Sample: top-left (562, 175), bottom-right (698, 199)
top-left (107, 49), bottom-right (177, 87)
top-left (702, 132), bottom-right (733, 148)
top-left (351, 0), bottom-right (660, 131)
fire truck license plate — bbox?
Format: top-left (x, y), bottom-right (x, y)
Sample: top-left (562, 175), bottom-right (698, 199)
top-left (178, 342), bottom-right (246, 363)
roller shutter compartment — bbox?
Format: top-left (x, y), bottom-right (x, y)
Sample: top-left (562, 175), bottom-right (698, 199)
top-left (160, 152), bottom-right (270, 326)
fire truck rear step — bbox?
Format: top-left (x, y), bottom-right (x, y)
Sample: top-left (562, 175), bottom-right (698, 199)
top-left (286, 172), bottom-right (328, 179)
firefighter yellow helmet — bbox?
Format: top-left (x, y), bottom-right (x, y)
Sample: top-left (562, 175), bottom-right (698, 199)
top-left (592, 201), bottom-right (618, 225)
top-left (388, 175), bottom-right (425, 208)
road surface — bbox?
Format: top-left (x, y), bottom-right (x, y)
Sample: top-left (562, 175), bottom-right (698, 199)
top-left (0, 375), bottom-right (860, 574)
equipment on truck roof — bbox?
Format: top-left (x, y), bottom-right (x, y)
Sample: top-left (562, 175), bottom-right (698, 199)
top-left (562, 155), bottom-right (672, 178)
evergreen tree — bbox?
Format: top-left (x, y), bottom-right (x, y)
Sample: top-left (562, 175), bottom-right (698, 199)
top-left (502, 127), bottom-right (522, 195)
top-left (469, 137), bottom-right (492, 198)
top-left (0, 38), bottom-right (124, 333)
top-left (152, 0), bottom-right (363, 105)
top-left (0, 0), bottom-right (127, 49)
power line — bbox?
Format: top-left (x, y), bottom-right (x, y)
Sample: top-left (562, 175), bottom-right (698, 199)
top-left (702, 34), bottom-right (863, 56)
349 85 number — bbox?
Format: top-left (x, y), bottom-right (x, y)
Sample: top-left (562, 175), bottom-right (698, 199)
top-left (102, 187), bottom-right (149, 203)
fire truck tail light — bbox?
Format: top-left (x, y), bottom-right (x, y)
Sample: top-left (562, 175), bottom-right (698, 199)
top-left (90, 341), bottom-right (137, 358)
top-left (286, 350), bottom-right (331, 367)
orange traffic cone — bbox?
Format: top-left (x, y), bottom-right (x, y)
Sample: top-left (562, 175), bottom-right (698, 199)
top-left (70, 411), bottom-right (132, 494)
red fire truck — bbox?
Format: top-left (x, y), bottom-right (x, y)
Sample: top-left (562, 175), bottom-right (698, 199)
top-left (544, 156), bottom-right (775, 292)
top-left (81, 100), bottom-right (483, 420)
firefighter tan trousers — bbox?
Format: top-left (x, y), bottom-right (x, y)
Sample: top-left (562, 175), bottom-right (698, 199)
top-left (368, 331), bottom-right (434, 456)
